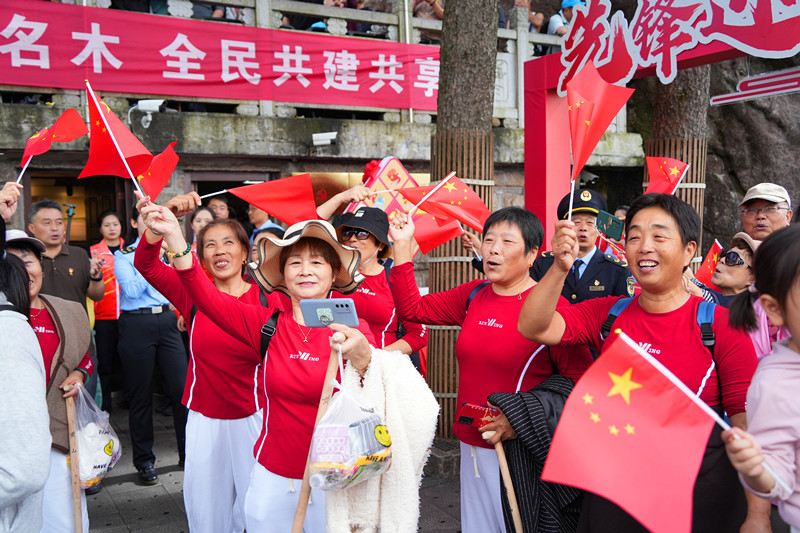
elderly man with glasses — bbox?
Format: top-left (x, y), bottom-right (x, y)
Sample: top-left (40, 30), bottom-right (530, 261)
top-left (739, 183), bottom-right (793, 241)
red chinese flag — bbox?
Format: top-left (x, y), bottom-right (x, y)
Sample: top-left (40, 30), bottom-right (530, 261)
top-left (645, 156), bottom-right (689, 195)
top-left (228, 173), bottom-right (318, 225)
top-left (78, 86), bottom-right (153, 180)
top-left (397, 175), bottom-right (490, 233)
top-left (21, 108), bottom-right (88, 166)
top-left (566, 89), bottom-right (596, 183)
top-left (138, 142), bottom-right (179, 199)
top-left (566, 61), bottom-right (634, 182)
top-left (542, 333), bottom-right (714, 533)
top-left (411, 209), bottom-right (464, 255)
top-left (694, 239), bottom-right (722, 291)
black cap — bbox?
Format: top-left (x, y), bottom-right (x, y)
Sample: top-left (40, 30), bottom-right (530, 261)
top-left (557, 188), bottom-right (607, 220)
top-left (336, 207), bottom-right (391, 246)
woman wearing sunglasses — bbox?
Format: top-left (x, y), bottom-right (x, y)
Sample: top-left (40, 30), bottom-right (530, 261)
top-left (685, 233), bottom-right (759, 308)
top-left (710, 233), bottom-right (759, 305)
top-left (335, 207), bottom-right (428, 362)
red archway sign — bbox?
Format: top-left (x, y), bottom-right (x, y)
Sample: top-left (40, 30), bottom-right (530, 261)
top-left (526, 0), bottom-right (800, 246)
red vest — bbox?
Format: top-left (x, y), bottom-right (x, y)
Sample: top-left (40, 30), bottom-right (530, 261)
top-left (90, 239), bottom-right (123, 320)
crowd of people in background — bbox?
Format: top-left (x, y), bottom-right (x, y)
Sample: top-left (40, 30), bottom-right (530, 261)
top-left (2, 175), bottom-right (800, 533)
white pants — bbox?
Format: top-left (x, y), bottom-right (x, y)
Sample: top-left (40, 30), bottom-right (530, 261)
top-left (41, 449), bottom-right (89, 533)
top-left (184, 410), bottom-right (263, 533)
top-left (243, 463), bottom-right (326, 533)
top-left (460, 442), bottom-right (507, 533)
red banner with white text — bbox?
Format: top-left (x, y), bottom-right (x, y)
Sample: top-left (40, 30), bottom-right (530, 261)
top-left (0, 1), bottom-right (439, 111)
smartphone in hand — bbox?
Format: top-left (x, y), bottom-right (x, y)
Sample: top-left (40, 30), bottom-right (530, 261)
top-left (596, 210), bottom-right (624, 241)
top-left (299, 298), bottom-right (359, 328)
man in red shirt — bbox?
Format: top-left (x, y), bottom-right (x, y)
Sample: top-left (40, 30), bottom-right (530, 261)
top-left (518, 193), bottom-right (764, 532)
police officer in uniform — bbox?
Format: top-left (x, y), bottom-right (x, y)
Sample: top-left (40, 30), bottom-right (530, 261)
top-left (531, 188), bottom-right (634, 303)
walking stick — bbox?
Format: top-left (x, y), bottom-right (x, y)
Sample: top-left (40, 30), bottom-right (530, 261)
top-left (65, 386), bottom-right (83, 533)
top-left (290, 332), bottom-right (345, 533)
top-left (483, 431), bottom-right (523, 533)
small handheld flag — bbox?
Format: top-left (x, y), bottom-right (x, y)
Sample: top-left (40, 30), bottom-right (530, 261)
top-left (645, 157), bottom-right (690, 195)
top-left (18, 108), bottom-right (88, 183)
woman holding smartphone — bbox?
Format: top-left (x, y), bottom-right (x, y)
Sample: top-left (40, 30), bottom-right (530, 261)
top-left (133, 193), bottom-right (285, 533)
top-left (134, 195), bottom-right (437, 533)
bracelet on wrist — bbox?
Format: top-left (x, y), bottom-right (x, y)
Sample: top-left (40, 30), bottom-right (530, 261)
top-left (166, 243), bottom-right (192, 259)
top-left (90, 274), bottom-right (103, 282)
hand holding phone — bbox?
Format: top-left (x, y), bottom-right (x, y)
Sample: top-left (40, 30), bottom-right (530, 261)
top-left (596, 210), bottom-right (624, 241)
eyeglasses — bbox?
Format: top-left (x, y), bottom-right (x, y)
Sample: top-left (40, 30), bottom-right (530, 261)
top-left (341, 228), bottom-right (372, 241)
top-left (719, 249), bottom-right (751, 269)
top-left (739, 206), bottom-right (789, 217)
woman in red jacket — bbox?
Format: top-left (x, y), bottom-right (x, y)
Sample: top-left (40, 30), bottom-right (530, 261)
top-left (134, 194), bottom-right (405, 532)
top-left (90, 211), bottom-right (124, 413)
top-left (336, 207), bottom-right (428, 362)
top-left (134, 204), bottom-right (287, 533)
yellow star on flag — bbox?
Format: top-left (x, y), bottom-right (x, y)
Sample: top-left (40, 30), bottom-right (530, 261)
top-left (101, 127), bottom-right (107, 133)
top-left (625, 424), bottom-right (635, 435)
top-left (584, 120), bottom-right (591, 127)
top-left (609, 425), bottom-right (620, 436)
top-left (668, 165), bottom-right (680, 177)
top-left (443, 182), bottom-right (457, 193)
top-left (607, 367), bottom-right (643, 405)
top-left (582, 393), bottom-right (594, 405)
top-left (590, 412), bottom-right (601, 423)
top-left (95, 121), bottom-right (101, 126)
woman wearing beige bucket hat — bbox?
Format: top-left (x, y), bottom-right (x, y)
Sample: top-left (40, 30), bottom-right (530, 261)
top-left (135, 196), bottom-right (438, 533)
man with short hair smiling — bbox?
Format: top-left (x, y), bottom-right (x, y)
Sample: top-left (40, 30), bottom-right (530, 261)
top-left (739, 183), bottom-right (793, 241)
top-left (28, 200), bottom-right (105, 309)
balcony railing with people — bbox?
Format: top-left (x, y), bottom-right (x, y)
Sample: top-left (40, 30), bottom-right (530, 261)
top-left (2, 0), bottom-right (574, 129)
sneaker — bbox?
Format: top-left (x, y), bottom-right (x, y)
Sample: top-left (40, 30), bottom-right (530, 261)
top-left (85, 482), bottom-right (103, 496)
top-left (137, 464), bottom-right (159, 486)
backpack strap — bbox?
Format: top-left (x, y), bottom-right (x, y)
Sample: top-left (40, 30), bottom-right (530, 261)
top-left (466, 281), bottom-right (490, 312)
top-left (697, 300), bottom-right (716, 356)
top-left (600, 297), bottom-right (634, 340)
top-left (260, 310), bottom-right (281, 361)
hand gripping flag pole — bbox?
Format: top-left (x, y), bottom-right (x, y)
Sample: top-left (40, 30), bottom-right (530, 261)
top-left (84, 80), bottom-right (147, 198)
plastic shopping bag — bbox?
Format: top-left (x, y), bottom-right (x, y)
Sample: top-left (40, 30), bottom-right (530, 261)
top-left (72, 382), bottom-right (121, 488)
top-left (309, 383), bottom-right (392, 491)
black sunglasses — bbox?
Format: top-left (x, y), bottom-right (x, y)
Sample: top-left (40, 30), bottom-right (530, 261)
top-left (719, 249), bottom-right (751, 269)
top-left (341, 228), bottom-right (372, 241)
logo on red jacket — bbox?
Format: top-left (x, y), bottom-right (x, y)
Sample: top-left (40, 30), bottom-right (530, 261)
top-left (289, 351), bottom-right (320, 362)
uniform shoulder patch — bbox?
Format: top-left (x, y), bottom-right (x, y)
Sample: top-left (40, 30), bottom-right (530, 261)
top-left (604, 254), bottom-right (628, 268)
top-left (541, 251), bottom-right (554, 258)
top-left (121, 246), bottom-right (136, 254)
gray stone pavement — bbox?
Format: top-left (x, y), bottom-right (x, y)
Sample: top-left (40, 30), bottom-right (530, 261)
top-left (88, 405), bottom-right (462, 532)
